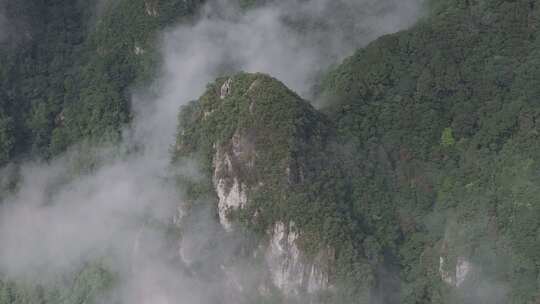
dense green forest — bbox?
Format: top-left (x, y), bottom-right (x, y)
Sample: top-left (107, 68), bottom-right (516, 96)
top-left (320, 0), bottom-right (540, 302)
top-left (1, 0), bottom-right (540, 303)
top-left (0, 0), bottom-right (201, 163)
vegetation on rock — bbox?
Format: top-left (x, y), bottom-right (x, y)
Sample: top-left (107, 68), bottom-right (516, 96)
top-left (1, 0), bottom-right (539, 303)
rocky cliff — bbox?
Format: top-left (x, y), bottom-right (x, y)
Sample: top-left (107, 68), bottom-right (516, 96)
top-left (174, 73), bottom-right (342, 300)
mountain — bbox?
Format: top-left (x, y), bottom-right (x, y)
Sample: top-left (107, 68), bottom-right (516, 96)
top-left (319, 1), bottom-right (540, 302)
top-left (174, 73), bottom-right (355, 302)
top-left (1, 0), bottom-right (539, 303)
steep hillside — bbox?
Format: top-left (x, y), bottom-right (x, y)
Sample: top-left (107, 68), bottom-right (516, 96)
top-left (0, 0), bottom-right (202, 163)
top-left (319, 0), bottom-right (540, 303)
top-left (1, 0), bottom-right (539, 303)
top-left (174, 73), bottom-right (370, 302)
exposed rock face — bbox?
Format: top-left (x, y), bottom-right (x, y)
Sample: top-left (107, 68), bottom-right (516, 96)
top-left (220, 78), bottom-right (232, 99)
top-left (455, 257), bottom-right (472, 287)
top-left (307, 264), bottom-right (329, 294)
top-left (439, 256), bottom-right (454, 285)
top-left (439, 230), bottom-right (473, 288)
top-left (134, 45), bottom-right (145, 55)
top-left (265, 222), bottom-right (330, 296)
top-left (214, 172), bottom-right (247, 230)
top-left (266, 222), bottom-right (304, 294)
top-left (175, 73), bottom-right (335, 299)
top-left (211, 135), bottom-right (329, 295)
top-left (144, 0), bottom-right (159, 17)
top-left (439, 256), bottom-right (472, 287)
top-left (212, 131), bottom-right (254, 230)
top-left (54, 111), bottom-right (65, 127)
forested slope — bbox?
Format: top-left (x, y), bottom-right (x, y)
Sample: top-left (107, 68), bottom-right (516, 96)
top-left (319, 0), bottom-right (540, 302)
top-left (0, 0), bottom-right (539, 303)
top-left (0, 0), bottom-right (202, 163)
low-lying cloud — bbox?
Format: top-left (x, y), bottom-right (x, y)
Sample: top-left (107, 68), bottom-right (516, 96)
top-left (161, 0), bottom-right (423, 100)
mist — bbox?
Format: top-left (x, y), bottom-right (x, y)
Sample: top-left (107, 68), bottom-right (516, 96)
top-left (0, 0), bottom-right (424, 302)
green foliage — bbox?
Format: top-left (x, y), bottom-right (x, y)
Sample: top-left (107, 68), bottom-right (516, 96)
top-left (441, 128), bottom-right (455, 147)
top-left (0, 262), bottom-right (115, 304)
top-left (318, 0), bottom-right (540, 302)
top-left (175, 73), bottom-right (373, 300)
top-left (173, 2), bottom-right (540, 298)
top-left (0, 0), bottom-right (203, 160)
top-left (0, 113), bottom-right (14, 164)
top-left (2, 0), bottom-right (540, 303)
